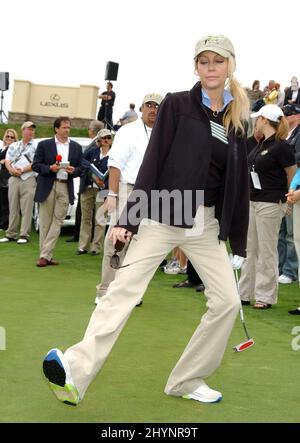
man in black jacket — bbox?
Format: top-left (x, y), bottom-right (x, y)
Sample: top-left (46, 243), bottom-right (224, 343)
top-left (32, 117), bottom-right (82, 267)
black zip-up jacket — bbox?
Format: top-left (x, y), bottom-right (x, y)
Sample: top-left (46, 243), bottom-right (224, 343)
top-left (118, 82), bottom-right (249, 257)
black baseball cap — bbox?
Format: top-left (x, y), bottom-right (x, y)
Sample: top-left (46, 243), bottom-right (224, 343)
top-left (282, 104), bottom-right (300, 116)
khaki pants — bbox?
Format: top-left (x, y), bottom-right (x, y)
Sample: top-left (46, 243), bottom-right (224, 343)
top-left (293, 201), bottom-right (300, 281)
top-left (39, 182), bottom-right (69, 260)
top-left (65, 206), bottom-right (240, 399)
top-left (6, 176), bottom-right (36, 239)
top-left (95, 182), bottom-right (134, 298)
top-left (78, 188), bottom-right (105, 253)
top-left (239, 201), bottom-right (286, 305)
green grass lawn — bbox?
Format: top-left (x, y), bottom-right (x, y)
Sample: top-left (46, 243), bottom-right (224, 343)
top-left (0, 228), bottom-right (300, 423)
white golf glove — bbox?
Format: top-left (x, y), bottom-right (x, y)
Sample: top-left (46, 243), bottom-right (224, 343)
top-left (229, 254), bottom-right (245, 270)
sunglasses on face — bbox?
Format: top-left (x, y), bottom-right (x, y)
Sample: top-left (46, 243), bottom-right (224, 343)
top-left (144, 102), bottom-right (159, 110)
top-left (5, 135), bottom-right (15, 139)
top-left (101, 136), bottom-right (112, 140)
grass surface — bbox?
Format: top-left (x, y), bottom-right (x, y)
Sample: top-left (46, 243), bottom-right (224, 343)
top-left (0, 228), bottom-right (300, 423)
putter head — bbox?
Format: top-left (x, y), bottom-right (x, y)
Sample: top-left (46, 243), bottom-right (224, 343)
top-left (233, 338), bottom-right (254, 352)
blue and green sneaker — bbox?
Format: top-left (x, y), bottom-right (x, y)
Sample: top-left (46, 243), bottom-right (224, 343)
top-left (43, 348), bottom-right (80, 406)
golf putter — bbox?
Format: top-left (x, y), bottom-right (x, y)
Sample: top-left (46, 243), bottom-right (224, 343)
top-left (233, 268), bottom-right (254, 352)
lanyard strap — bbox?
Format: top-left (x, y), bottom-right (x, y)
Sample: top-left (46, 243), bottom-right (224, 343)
top-left (143, 123), bottom-right (150, 141)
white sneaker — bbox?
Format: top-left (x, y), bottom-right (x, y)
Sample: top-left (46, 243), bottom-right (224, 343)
top-left (164, 264), bottom-right (187, 275)
top-left (182, 380), bottom-right (222, 403)
top-left (0, 237), bottom-right (13, 243)
top-left (164, 258), bottom-right (178, 270)
top-left (17, 237), bottom-right (28, 244)
top-left (94, 296), bottom-right (101, 305)
top-left (278, 275), bottom-right (293, 284)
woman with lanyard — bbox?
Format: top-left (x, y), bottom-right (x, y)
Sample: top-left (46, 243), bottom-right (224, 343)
top-left (239, 104), bottom-right (296, 309)
top-left (43, 35), bottom-right (250, 406)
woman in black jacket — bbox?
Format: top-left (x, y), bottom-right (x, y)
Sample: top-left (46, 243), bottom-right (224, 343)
top-left (42, 35), bottom-right (250, 406)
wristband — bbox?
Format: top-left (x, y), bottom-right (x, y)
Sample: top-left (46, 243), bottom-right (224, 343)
top-left (108, 191), bottom-right (118, 197)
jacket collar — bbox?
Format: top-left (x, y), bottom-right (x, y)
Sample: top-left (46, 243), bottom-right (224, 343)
top-left (261, 133), bottom-right (276, 145)
top-left (190, 82), bottom-right (233, 111)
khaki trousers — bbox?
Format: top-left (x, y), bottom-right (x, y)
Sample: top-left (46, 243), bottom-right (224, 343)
top-left (78, 188), bottom-right (105, 253)
top-left (65, 206), bottom-right (240, 399)
top-left (293, 201), bottom-right (300, 281)
top-left (39, 182), bottom-right (69, 260)
top-left (95, 182), bottom-right (134, 298)
top-left (239, 201), bottom-right (286, 305)
top-left (6, 176), bottom-right (36, 239)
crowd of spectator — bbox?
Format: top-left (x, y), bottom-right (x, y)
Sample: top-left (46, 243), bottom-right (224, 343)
top-left (0, 76), bottom-right (300, 316)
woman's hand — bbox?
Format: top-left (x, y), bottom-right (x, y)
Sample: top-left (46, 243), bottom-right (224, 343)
top-left (286, 189), bottom-right (300, 204)
top-left (109, 227), bottom-right (133, 245)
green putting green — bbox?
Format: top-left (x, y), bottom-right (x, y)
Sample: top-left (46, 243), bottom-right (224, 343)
top-left (0, 229), bottom-right (299, 423)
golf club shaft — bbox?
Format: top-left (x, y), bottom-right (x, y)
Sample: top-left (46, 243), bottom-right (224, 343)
top-left (234, 269), bottom-right (251, 341)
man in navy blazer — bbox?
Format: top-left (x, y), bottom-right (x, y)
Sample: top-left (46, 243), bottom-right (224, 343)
top-left (32, 117), bottom-right (82, 267)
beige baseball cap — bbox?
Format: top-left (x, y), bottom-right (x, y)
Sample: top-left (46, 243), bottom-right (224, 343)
top-left (21, 121), bottom-right (36, 130)
top-left (142, 93), bottom-right (163, 106)
top-left (194, 35), bottom-right (235, 59)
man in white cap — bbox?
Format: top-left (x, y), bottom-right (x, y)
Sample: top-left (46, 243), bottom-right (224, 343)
top-left (94, 92), bottom-right (163, 304)
top-left (0, 121), bottom-right (37, 244)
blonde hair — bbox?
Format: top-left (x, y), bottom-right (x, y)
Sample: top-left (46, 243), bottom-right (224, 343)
top-left (267, 117), bottom-right (289, 140)
top-left (3, 128), bottom-right (18, 144)
top-left (195, 55), bottom-right (250, 136)
top-left (223, 57), bottom-right (249, 136)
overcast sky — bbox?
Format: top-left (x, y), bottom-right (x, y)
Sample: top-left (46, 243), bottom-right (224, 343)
top-left (1, 0), bottom-right (299, 125)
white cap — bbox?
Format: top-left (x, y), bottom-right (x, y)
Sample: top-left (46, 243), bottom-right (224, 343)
top-left (97, 128), bottom-right (112, 139)
top-left (251, 104), bottom-right (284, 122)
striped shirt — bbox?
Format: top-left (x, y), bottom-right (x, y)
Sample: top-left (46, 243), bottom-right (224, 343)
top-left (210, 120), bottom-right (228, 145)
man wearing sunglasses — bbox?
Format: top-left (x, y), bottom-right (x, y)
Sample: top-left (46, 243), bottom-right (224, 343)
top-left (0, 122), bottom-right (37, 244)
top-left (94, 92), bottom-right (163, 305)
